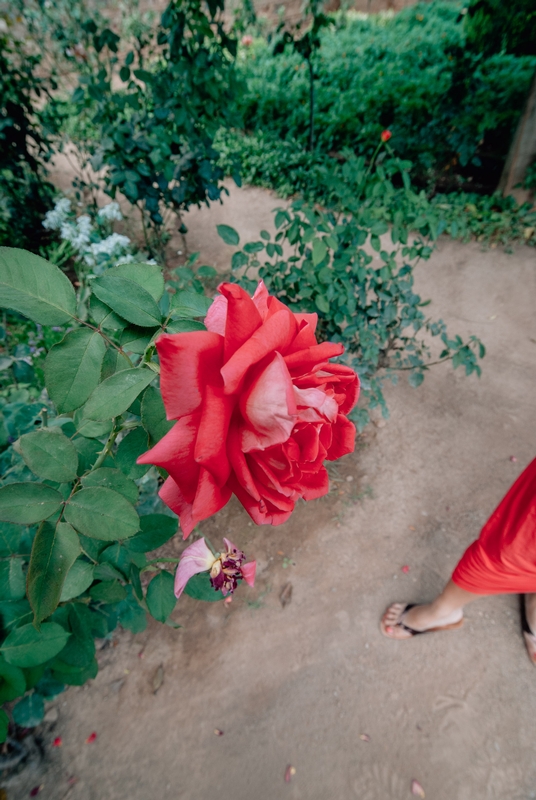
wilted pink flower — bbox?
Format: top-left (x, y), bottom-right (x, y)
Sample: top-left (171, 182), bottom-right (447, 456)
top-left (241, 35), bottom-right (253, 46)
top-left (175, 537), bottom-right (256, 599)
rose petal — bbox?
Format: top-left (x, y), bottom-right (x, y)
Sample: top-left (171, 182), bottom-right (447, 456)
top-left (401, 565), bottom-right (410, 574)
top-left (411, 779), bottom-right (426, 798)
top-left (252, 280), bottom-right (269, 318)
top-left (284, 342), bottom-right (344, 375)
top-left (241, 561), bottom-right (256, 586)
top-left (205, 295), bottom-right (227, 335)
top-left (52, 736), bottom-right (62, 747)
top-left (221, 309), bottom-right (297, 395)
top-left (174, 538), bottom-right (217, 599)
top-left (194, 385), bottom-right (235, 486)
top-left (85, 732), bottom-right (97, 744)
top-left (284, 765), bottom-right (296, 783)
top-left (138, 415), bottom-right (200, 503)
top-left (219, 282), bottom-right (262, 359)
top-left (155, 331), bottom-right (224, 419)
top-left (326, 414), bottom-right (356, 460)
top-left (240, 353), bottom-right (297, 452)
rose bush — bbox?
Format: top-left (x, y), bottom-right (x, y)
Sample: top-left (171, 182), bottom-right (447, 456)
top-left (138, 280), bottom-right (359, 536)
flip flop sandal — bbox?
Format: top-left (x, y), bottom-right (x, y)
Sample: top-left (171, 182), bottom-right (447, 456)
top-left (380, 603), bottom-right (464, 639)
top-left (520, 597), bottom-right (536, 666)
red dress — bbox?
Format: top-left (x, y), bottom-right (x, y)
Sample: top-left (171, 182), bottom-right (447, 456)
top-left (452, 457), bottom-right (536, 594)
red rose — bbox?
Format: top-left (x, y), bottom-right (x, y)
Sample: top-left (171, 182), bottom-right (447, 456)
top-left (380, 129), bottom-right (392, 142)
top-left (138, 281), bottom-right (359, 537)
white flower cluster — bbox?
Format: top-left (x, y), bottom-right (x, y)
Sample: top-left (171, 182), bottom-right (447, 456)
top-left (97, 202), bottom-right (123, 223)
top-left (42, 197), bottom-right (72, 231)
top-left (84, 233), bottom-right (131, 266)
top-left (42, 197), bottom-right (133, 274)
top-left (61, 215), bottom-right (92, 250)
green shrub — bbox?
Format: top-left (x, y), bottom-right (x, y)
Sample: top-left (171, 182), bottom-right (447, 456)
top-left (225, 153), bottom-right (485, 428)
top-left (233, 1), bottom-right (536, 187)
top-left (0, 248), bottom-right (218, 740)
top-left (464, 0), bottom-right (536, 57)
top-left (0, 23), bottom-right (58, 250)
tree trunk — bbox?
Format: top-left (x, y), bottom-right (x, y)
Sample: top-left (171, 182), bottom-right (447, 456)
top-left (497, 69), bottom-right (536, 202)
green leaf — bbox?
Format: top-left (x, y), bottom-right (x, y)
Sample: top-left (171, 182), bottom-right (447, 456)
top-left (107, 263), bottom-right (164, 302)
top-left (12, 692), bottom-right (44, 727)
top-left (35, 675), bottom-right (65, 700)
top-left (184, 571), bottom-right (223, 602)
top-left (0, 599), bottom-right (32, 631)
top-left (170, 291), bottom-right (212, 318)
top-left (165, 319), bottom-right (206, 334)
top-left (314, 294), bottom-right (330, 314)
top-left (99, 542), bottom-right (133, 580)
top-left (216, 224), bottom-right (240, 246)
top-left (0, 522), bottom-right (23, 557)
top-left (92, 276), bottom-right (162, 327)
top-left (117, 586), bottom-right (146, 633)
top-left (19, 429), bottom-right (78, 483)
top-left (0, 709), bottom-right (8, 743)
top-left (51, 657), bottom-right (98, 686)
top-left (0, 247), bottom-right (76, 325)
top-left (115, 427), bottom-right (150, 479)
top-left (141, 386), bottom-right (173, 444)
top-left (64, 487), bottom-right (140, 541)
top-left (59, 559), bottom-right (95, 602)
top-left (0, 559), bottom-right (25, 601)
top-left (83, 368), bottom-right (154, 421)
top-left (27, 522), bottom-right (81, 625)
top-left (22, 664), bottom-right (45, 690)
top-left (312, 238), bottom-right (328, 266)
top-left (408, 371), bottom-right (424, 388)
top-left (0, 656), bottom-right (26, 702)
top-left (128, 514), bottom-right (178, 552)
top-left (120, 326), bottom-right (157, 355)
top-left (89, 580), bottom-right (127, 603)
top-left (81, 468), bottom-right (138, 504)
top-left (0, 483), bottom-right (63, 525)
top-left (73, 409), bottom-right (113, 440)
top-left (89, 295), bottom-right (127, 333)
top-left (1, 622), bottom-right (70, 667)
top-left (146, 570), bottom-right (175, 622)
top-left (45, 328), bottom-right (107, 414)
top-left (59, 605), bottom-right (95, 667)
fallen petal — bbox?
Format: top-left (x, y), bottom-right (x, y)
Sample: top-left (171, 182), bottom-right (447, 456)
top-left (30, 787), bottom-right (43, 797)
top-left (52, 736), bottom-right (62, 748)
top-left (284, 765), bottom-right (296, 783)
top-left (510, 456), bottom-right (518, 462)
top-left (214, 729), bottom-right (224, 736)
top-left (153, 665), bottom-right (164, 694)
top-left (359, 733), bottom-right (370, 742)
top-left (411, 779), bottom-right (425, 798)
top-left (67, 777), bottom-right (78, 786)
top-left (401, 565), bottom-right (410, 574)
top-left (279, 582), bottom-right (293, 608)
top-left (85, 732), bottom-right (97, 744)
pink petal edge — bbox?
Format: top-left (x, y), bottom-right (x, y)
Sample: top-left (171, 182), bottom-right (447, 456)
top-left (175, 538), bottom-right (217, 599)
top-left (241, 561), bottom-right (256, 587)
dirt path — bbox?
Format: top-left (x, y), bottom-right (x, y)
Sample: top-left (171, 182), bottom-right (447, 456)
top-left (6, 184), bottom-right (536, 800)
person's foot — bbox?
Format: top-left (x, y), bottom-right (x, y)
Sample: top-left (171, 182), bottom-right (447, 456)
top-left (381, 602), bottom-right (464, 639)
top-left (522, 594), bottom-right (536, 664)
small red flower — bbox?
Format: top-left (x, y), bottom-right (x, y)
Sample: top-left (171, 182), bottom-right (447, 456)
top-left (52, 736), bottom-right (63, 747)
top-left (85, 732), bottom-right (97, 744)
top-left (380, 130), bottom-right (392, 142)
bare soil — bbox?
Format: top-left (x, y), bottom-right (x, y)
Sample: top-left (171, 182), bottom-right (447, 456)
top-left (4, 183), bottom-right (536, 800)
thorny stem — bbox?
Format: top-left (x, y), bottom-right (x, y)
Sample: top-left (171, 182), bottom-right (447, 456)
top-left (92, 426), bottom-right (120, 471)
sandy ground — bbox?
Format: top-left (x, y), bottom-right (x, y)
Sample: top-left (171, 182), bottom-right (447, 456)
top-left (5, 183), bottom-right (536, 800)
